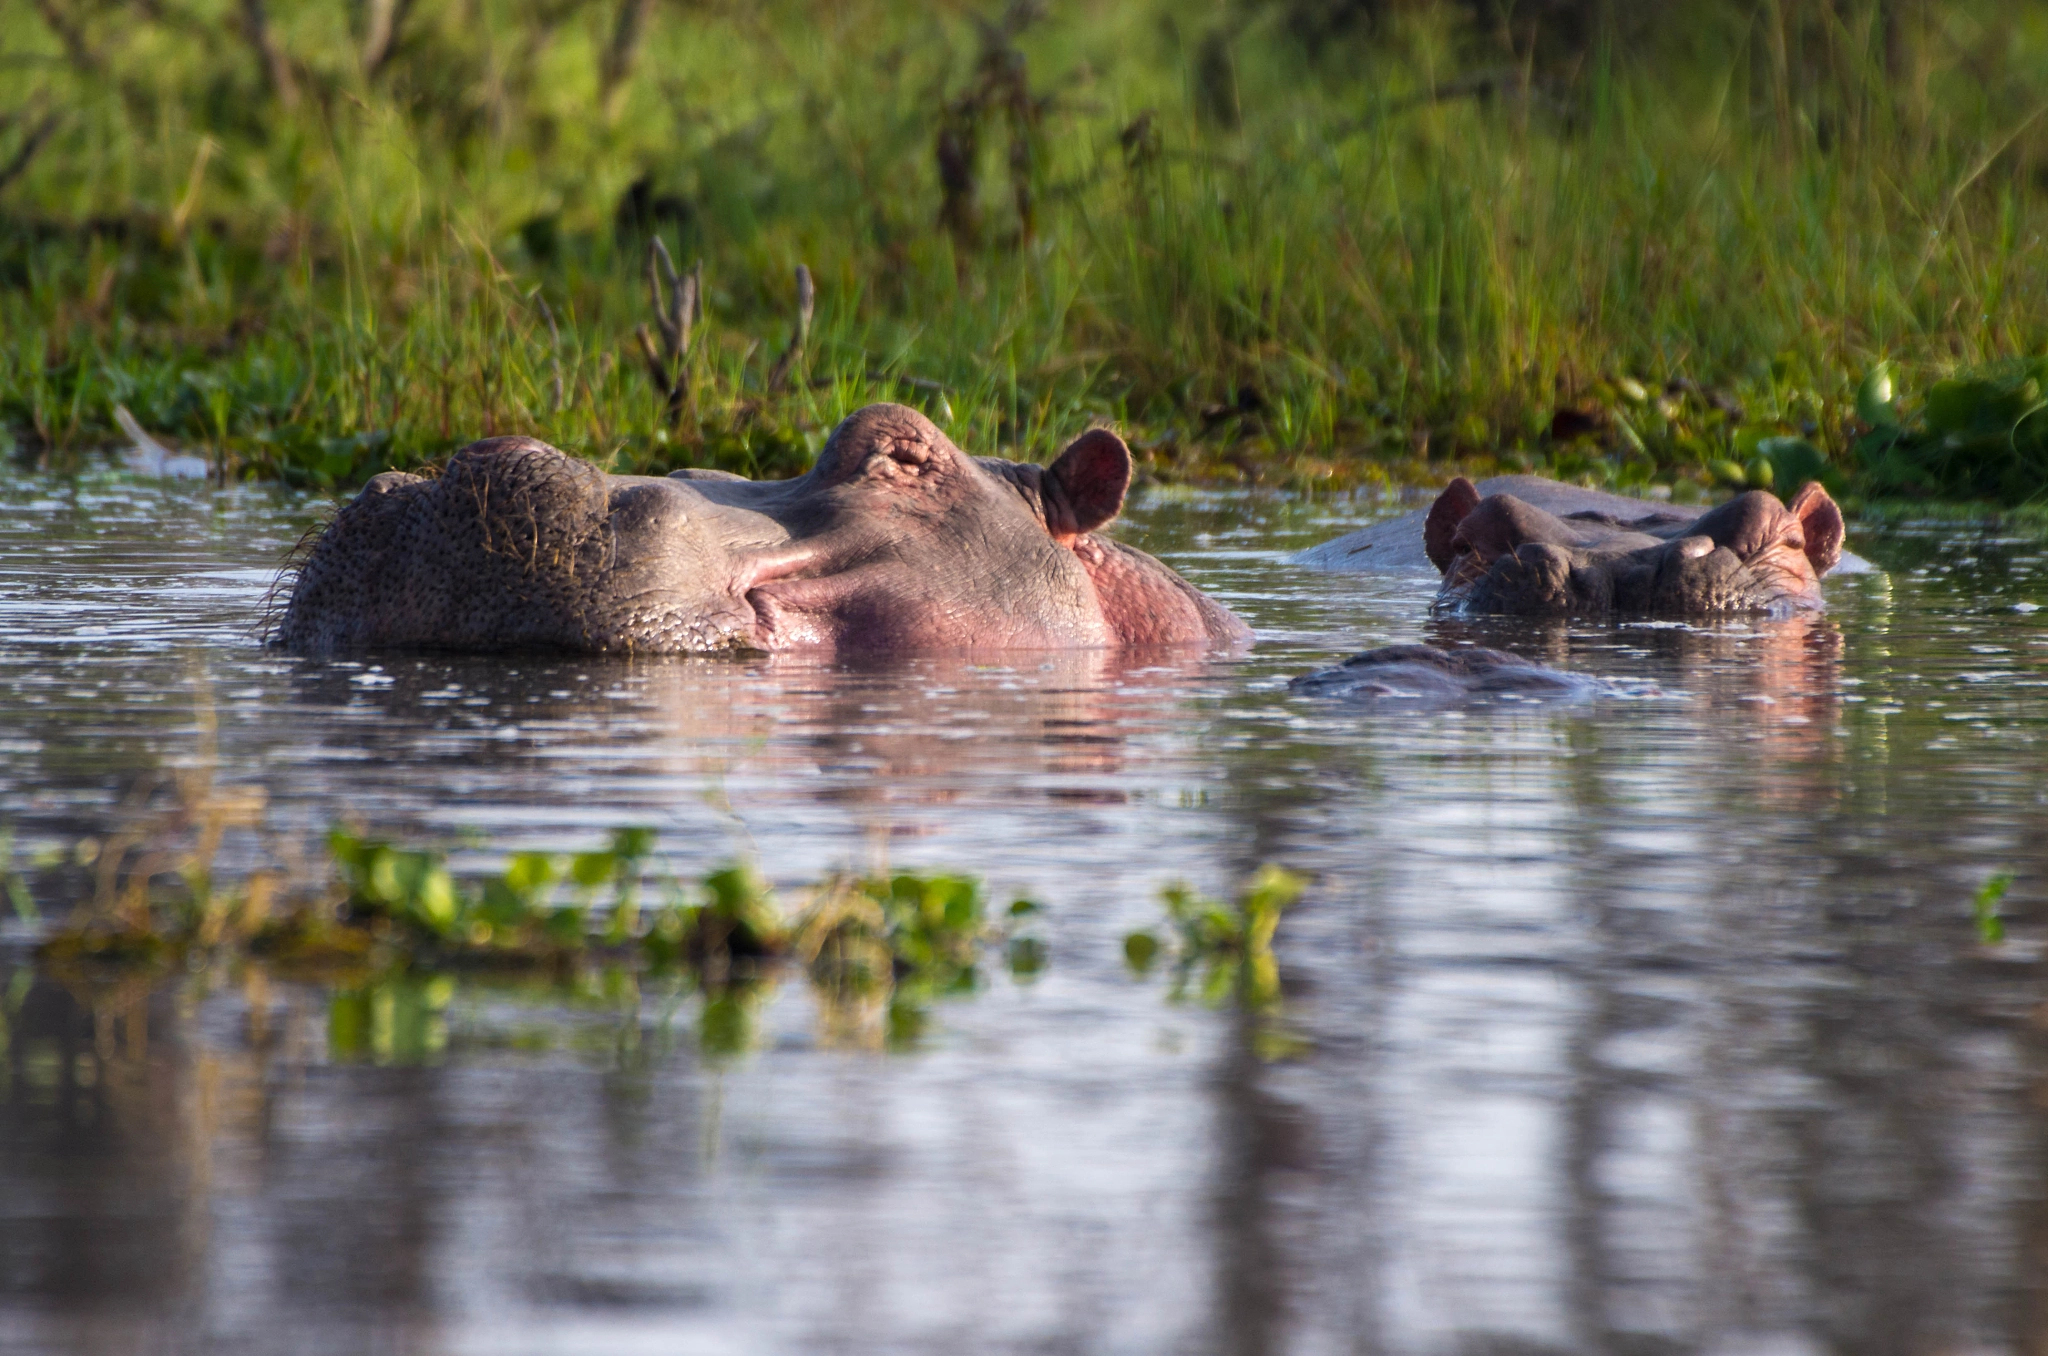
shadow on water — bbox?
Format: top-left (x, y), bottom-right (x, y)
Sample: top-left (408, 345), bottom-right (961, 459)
top-left (1, 472), bottom-right (2047, 1352)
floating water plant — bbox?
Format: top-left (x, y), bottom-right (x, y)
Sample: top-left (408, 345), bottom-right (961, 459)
top-left (1124, 865), bottom-right (1305, 1009)
top-left (27, 813), bottom-right (1046, 1054)
top-left (1854, 362), bottom-right (2048, 506)
top-left (1974, 870), bottom-right (2015, 945)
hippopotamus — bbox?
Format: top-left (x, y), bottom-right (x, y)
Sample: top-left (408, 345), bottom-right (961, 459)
top-left (1295, 474), bottom-right (1869, 617)
top-left (1290, 644), bottom-right (1621, 704)
top-left (272, 404), bottom-right (1250, 655)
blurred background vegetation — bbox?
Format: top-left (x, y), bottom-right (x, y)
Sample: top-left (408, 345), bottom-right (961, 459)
top-left (3, 0), bottom-right (2047, 501)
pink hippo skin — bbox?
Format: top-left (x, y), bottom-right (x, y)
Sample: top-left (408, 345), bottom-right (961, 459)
top-left (272, 403), bottom-right (1250, 655)
top-left (1417, 475), bottom-right (1847, 617)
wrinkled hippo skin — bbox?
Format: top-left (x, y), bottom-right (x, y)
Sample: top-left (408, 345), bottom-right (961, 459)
top-left (1290, 644), bottom-right (1617, 703)
top-left (273, 404), bottom-right (1250, 656)
top-left (1295, 474), bottom-right (1864, 617)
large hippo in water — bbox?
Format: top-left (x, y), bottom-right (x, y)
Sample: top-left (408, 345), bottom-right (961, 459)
top-left (274, 404), bottom-right (1250, 655)
top-left (1297, 474), bottom-right (1865, 616)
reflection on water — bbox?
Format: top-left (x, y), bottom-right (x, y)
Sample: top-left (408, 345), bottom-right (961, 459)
top-left (1, 471), bottom-right (2046, 1354)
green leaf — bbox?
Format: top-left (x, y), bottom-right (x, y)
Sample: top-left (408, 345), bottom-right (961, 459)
top-left (502, 851), bottom-right (561, 895)
top-left (608, 826), bottom-right (657, 860)
top-left (1855, 364), bottom-right (1897, 427)
top-left (412, 866), bottom-right (459, 933)
top-left (1007, 935), bottom-right (1047, 979)
top-left (1974, 870), bottom-right (2014, 945)
top-left (1123, 930), bottom-right (1160, 972)
top-left (1756, 436), bottom-right (1826, 491)
top-left (570, 850), bottom-right (617, 888)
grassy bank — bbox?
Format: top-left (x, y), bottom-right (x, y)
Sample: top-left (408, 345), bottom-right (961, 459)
top-left (3, 1), bottom-right (2048, 502)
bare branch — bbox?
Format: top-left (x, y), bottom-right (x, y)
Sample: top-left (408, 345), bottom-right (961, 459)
top-left (599, 0), bottom-right (656, 115)
top-left (637, 240), bottom-right (700, 429)
top-left (238, 0), bottom-right (298, 109)
top-left (0, 111), bottom-right (61, 197)
top-left (32, 0), bottom-right (101, 73)
top-left (648, 236), bottom-right (682, 354)
top-left (767, 265), bottom-right (815, 395)
top-left (634, 325), bottom-right (670, 395)
top-left (361, 0), bottom-right (416, 78)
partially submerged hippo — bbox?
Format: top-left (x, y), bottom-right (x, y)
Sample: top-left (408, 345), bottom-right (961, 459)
top-left (273, 404), bottom-right (1249, 655)
top-left (1296, 474), bottom-right (1865, 617)
top-left (1290, 644), bottom-right (1619, 704)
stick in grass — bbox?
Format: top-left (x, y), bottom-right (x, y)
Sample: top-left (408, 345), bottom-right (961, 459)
top-left (767, 265), bottom-right (814, 395)
top-left (634, 238), bottom-right (699, 427)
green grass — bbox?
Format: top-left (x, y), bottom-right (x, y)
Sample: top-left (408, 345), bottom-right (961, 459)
top-left (6, 1), bottom-right (2048, 500)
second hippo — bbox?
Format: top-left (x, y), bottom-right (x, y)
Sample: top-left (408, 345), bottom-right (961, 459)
top-left (1297, 474), bottom-right (1864, 618)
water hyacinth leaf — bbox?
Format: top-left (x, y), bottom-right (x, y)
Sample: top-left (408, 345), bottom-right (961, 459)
top-left (411, 865), bottom-right (458, 933)
top-left (1007, 935), bottom-right (1047, 979)
top-left (609, 827), bottom-right (657, 860)
top-left (1757, 436), bottom-right (1826, 491)
top-left (1856, 364), bottom-right (1897, 427)
top-left (1123, 930), bottom-right (1160, 971)
top-left (1710, 459), bottom-right (1749, 488)
top-left (1924, 376), bottom-right (2040, 438)
top-left (570, 851), bottom-right (617, 888)
top-left (503, 851), bottom-right (561, 896)
top-left (1974, 870), bottom-right (2014, 945)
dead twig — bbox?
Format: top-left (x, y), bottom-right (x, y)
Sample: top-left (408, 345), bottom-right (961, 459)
top-left (32, 0), bottom-right (100, 74)
top-left (599, 0), bottom-right (657, 116)
top-left (360, 0), bottom-right (415, 78)
top-left (238, 0), bottom-right (298, 109)
top-left (632, 237), bottom-right (699, 428)
top-left (0, 110), bottom-right (61, 197)
top-left (766, 265), bottom-right (815, 395)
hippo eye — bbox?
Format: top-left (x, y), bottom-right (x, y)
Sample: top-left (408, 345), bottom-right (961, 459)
top-left (1675, 536), bottom-right (1715, 560)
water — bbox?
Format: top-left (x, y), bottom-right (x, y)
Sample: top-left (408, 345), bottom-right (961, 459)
top-left (1, 468), bottom-right (2046, 1355)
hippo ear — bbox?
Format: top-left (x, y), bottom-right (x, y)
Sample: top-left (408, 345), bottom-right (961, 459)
top-left (1424, 477), bottom-right (1483, 573)
top-left (1788, 481), bottom-right (1843, 576)
top-left (1047, 429), bottom-right (1132, 537)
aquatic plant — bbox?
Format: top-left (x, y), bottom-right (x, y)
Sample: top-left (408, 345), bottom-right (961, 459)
top-left (30, 812), bottom-right (1046, 1053)
top-left (1123, 865), bottom-right (1309, 1059)
top-left (1852, 363), bottom-right (2048, 507)
top-left (1973, 869), bottom-right (2016, 945)
top-left (1123, 865), bottom-right (1305, 1009)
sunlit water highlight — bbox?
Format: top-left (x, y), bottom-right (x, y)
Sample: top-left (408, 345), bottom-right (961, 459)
top-left (1, 469), bottom-right (2046, 1355)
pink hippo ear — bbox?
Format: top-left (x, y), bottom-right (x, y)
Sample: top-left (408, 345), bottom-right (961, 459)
top-left (1788, 481), bottom-right (1843, 577)
top-left (1045, 428), bottom-right (1132, 541)
top-left (1424, 477), bottom-right (1483, 573)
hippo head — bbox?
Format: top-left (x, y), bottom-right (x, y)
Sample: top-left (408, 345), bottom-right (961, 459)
top-left (273, 403), bottom-right (1250, 655)
top-left (1422, 476), bottom-right (1845, 616)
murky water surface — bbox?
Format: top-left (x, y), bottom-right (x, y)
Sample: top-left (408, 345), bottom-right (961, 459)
top-left (2, 468), bottom-right (2046, 1355)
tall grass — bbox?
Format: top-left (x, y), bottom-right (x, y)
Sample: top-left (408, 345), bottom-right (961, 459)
top-left (4, 0), bottom-right (2048, 496)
